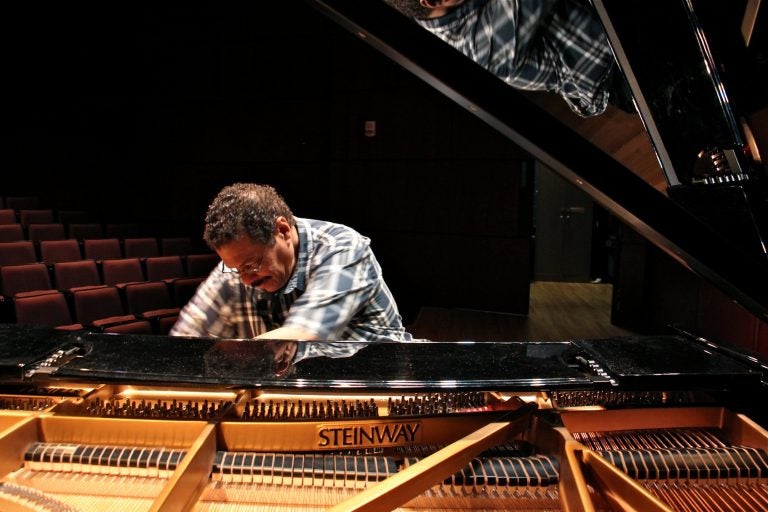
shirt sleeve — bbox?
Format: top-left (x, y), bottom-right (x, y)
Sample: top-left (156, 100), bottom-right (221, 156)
top-left (169, 269), bottom-right (243, 338)
top-left (491, 0), bottom-right (560, 85)
top-left (280, 236), bottom-right (379, 340)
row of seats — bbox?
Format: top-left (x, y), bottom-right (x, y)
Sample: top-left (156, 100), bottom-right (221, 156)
top-left (0, 237), bottom-right (196, 264)
top-left (0, 198), bottom-right (175, 241)
top-left (1, 254), bottom-right (219, 298)
top-left (1, 253), bottom-right (220, 334)
top-left (0, 223), bottom-right (66, 243)
top-left (0, 195), bottom-right (216, 334)
top-left (14, 284), bottom-right (176, 335)
top-left (0, 208), bottom-right (91, 228)
top-left (0, 221), bottom-right (145, 242)
top-left (0, 196), bottom-right (43, 211)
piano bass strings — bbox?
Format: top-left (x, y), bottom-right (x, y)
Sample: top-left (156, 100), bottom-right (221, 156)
top-left (562, 406), bottom-right (768, 512)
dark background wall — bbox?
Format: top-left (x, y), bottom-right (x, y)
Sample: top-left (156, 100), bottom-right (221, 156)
top-left (3, 4), bottom-right (534, 323)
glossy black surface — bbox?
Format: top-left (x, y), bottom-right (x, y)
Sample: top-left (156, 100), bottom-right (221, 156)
top-left (49, 333), bottom-right (596, 390)
top-left (0, 324), bottom-right (83, 379)
top-left (577, 335), bottom-right (761, 389)
top-left (0, 327), bottom-right (761, 392)
top-left (596, 0), bottom-right (768, 263)
top-left (598, 0), bottom-right (745, 184)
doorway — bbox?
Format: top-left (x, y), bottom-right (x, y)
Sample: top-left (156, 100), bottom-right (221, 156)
top-left (533, 161), bottom-right (595, 282)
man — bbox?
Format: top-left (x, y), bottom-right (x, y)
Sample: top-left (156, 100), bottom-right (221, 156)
top-left (386, 0), bottom-right (634, 116)
top-left (170, 183), bottom-right (412, 362)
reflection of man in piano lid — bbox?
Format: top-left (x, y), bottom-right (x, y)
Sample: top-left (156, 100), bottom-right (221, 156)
top-left (384, 0), bottom-right (635, 116)
top-left (170, 183), bottom-right (412, 364)
top-left (202, 338), bottom-right (299, 377)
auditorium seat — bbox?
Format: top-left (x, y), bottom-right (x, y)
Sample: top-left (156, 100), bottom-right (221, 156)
top-left (39, 239), bottom-right (82, 265)
top-left (0, 241), bottom-right (38, 266)
top-left (27, 223), bottom-right (66, 243)
top-left (53, 260), bottom-right (102, 292)
top-left (0, 262), bottom-right (53, 299)
top-left (171, 276), bottom-right (205, 307)
top-left (83, 238), bottom-right (122, 261)
top-left (14, 290), bottom-right (84, 331)
top-left (0, 224), bottom-right (24, 243)
top-left (19, 209), bottom-right (55, 228)
top-left (0, 209), bottom-right (16, 224)
top-left (101, 257), bottom-right (145, 288)
top-left (5, 196), bottom-right (39, 211)
top-left (122, 281), bottom-right (180, 334)
top-left (145, 255), bottom-right (185, 284)
top-left (185, 253), bottom-right (219, 277)
top-left (69, 285), bottom-right (153, 334)
top-left (104, 223), bottom-right (139, 239)
top-left (57, 210), bottom-right (89, 225)
top-left (68, 223), bottom-right (104, 241)
top-left (123, 237), bottom-right (159, 259)
top-left (160, 237), bottom-right (193, 256)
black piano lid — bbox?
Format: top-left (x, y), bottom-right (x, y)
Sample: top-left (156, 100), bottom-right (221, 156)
top-left (306, 0), bottom-right (768, 323)
top-left (0, 324), bottom-right (82, 380)
top-left (0, 328), bottom-right (760, 391)
top-left (43, 332), bottom-right (596, 390)
top-left (574, 335), bottom-right (762, 389)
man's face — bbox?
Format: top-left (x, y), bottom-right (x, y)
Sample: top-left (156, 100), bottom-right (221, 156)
top-left (419, 0), bottom-right (467, 18)
top-left (218, 220), bottom-right (296, 293)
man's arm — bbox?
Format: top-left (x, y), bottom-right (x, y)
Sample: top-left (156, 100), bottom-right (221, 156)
top-left (256, 325), bottom-right (317, 341)
top-left (170, 270), bottom-right (241, 338)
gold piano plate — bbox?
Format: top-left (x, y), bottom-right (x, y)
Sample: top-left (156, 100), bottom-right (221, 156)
top-left (221, 390), bottom-right (529, 452)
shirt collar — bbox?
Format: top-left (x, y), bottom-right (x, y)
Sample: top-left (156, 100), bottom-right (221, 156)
top-left (283, 218), bottom-right (309, 295)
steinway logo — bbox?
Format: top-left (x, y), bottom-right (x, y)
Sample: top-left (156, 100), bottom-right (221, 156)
top-left (317, 421), bottom-right (422, 448)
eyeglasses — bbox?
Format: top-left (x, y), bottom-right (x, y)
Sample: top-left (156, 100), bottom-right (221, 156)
top-left (221, 254), bottom-right (265, 276)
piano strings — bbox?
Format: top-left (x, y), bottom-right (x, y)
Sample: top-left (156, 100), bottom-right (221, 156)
top-left (0, 481), bottom-right (79, 512)
top-left (197, 443), bottom-right (564, 510)
top-left (12, 389), bottom-right (768, 510)
top-left (0, 441), bottom-right (189, 512)
top-left (572, 425), bottom-right (768, 511)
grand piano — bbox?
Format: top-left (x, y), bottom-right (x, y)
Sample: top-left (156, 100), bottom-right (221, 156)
top-left (1, 1), bottom-right (768, 510)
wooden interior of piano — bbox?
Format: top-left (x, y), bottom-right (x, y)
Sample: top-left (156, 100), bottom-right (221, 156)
top-left (3, 383), bottom-right (762, 511)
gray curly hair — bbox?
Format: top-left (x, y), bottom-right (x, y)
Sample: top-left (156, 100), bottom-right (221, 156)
top-left (203, 183), bottom-right (295, 249)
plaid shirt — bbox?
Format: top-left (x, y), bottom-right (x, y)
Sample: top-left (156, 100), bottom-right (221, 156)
top-left (170, 218), bottom-right (412, 361)
top-left (417, 0), bottom-right (615, 117)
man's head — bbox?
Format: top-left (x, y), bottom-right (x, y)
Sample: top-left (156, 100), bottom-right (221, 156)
top-left (205, 183), bottom-right (298, 292)
top-left (384, 0), bottom-right (466, 19)
top-left (204, 183), bottom-right (295, 248)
